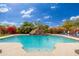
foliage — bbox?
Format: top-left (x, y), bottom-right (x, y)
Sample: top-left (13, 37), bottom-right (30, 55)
top-left (0, 18), bottom-right (79, 35)
top-left (62, 20), bottom-right (74, 31)
top-left (19, 22), bottom-right (35, 34)
top-left (6, 26), bottom-right (16, 34)
top-left (33, 21), bottom-right (49, 33)
top-left (73, 19), bottom-right (79, 27)
top-left (0, 26), bottom-right (7, 34)
top-left (62, 18), bottom-right (79, 34)
top-left (48, 27), bottom-right (65, 34)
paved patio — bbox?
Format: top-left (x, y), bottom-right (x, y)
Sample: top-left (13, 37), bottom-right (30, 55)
top-left (0, 43), bottom-right (79, 56)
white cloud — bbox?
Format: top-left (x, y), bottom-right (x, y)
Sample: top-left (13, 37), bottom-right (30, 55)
top-left (0, 4), bottom-right (7, 7)
top-left (0, 4), bottom-right (11, 13)
top-left (36, 18), bottom-right (41, 21)
top-left (22, 14), bottom-right (31, 18)
top-left (62, 15), bottom-right (79, 22)
top-left (0, 21), bottom-right (17, 26)
top-left (70, 16), bottom-right (79, 20)
top-left (56, 25), bottom-right (59, 26)
top-left (62, 19), bottom-right (66, 22)
top-left (19, 22), bottom-right (23, 25)
top-left (51, 3), bottom-right (58, 9)
top-left (51, 6), bottom-right (56, 9)
top-left (20, 10), bottom-right (25, 14)
top-left (0, 8), bottom-right (9, 13)
top-left (21, 8), bottom-right (34, 18)
top-left (45, 22), bottom-right (52, 24)
top-left (70, 16), bottom-right (75, 20)
top-left (44, 16), bottom-right (50, 19)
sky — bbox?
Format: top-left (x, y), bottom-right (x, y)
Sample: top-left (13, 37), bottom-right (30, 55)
top-left (0, 3), bottom-right (79, 27)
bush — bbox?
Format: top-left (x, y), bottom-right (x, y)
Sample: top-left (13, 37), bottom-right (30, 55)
top-left (48, 27), bottom-right (65, 34)
top-left (6, 26), bottom-right (16, 34)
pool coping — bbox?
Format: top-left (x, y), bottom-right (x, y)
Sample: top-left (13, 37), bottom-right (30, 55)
top-left (51, 34), bottom-right (79, 41)
top-left (0, 34), bottom-right (79, 40)
top-left (0, 34), bottom-right (29, 39)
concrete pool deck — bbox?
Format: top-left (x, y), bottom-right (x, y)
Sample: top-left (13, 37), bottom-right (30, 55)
top-left (0, 43), bottom-right (27, 56)
top-left (0, 34), bottom-right (79, 56)
top-left (53, 43), bottom-right (79, 56)
top-left (0, 43), bottom-right (79, 56)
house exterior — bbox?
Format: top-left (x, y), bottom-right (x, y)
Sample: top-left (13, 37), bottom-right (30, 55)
top-left (75, 28), bottom-right (79, 37)
top-left (70, 28), bottom-right (79, 37)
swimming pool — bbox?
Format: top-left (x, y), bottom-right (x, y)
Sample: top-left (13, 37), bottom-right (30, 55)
top-left (0, 35), bottom-right (79, 51)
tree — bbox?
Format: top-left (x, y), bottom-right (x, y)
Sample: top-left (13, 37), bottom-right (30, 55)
top-left (22, 22), bottom-right (34, 27)
top-left (30, 21), bottom-right (49, 35)
top-left (33, 21), bottom-right (49, 33)
top-left (73, 19), bottom-right (79, 28)
top-left (62, 20), bottom-right (74, 32)
top-left (0, 25), bottom-right (7, 35)
top-left (20, 22), bottom-right (35, 34)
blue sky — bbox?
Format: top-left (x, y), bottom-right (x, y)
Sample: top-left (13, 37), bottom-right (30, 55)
top-left (0, 3), bottom-right (79, 27)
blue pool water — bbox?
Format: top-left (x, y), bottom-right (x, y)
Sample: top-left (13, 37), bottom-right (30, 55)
top-left (0, 35), bottom-right (79, 51)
